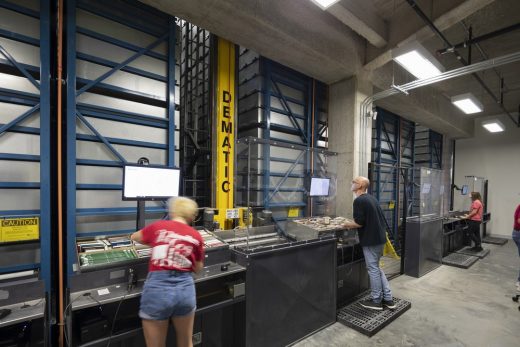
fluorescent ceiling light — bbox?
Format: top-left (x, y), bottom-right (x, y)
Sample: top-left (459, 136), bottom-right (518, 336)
top-left (310, 0), bottom-right (340, 10)
top-left (481, 119), bottom-right (504, 133)
top-left (451, 93), bottom-right (483, 114)
top-left (392, 42), bottom-right (444, 79)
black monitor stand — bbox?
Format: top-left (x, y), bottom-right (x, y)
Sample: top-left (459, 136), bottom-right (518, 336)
top-left (136, 157), bottom-right (149, 231)
top-left (137, 199), bottom-right (145, 230)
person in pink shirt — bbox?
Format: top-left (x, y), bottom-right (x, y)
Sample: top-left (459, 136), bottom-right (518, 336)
top-left (463, 192), bottom-right (484, 252)
top-left (513, 204), bottom-right (520, 292)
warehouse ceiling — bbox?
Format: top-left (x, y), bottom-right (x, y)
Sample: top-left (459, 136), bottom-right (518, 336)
top-left (140, 0), bottom-right (520, 138)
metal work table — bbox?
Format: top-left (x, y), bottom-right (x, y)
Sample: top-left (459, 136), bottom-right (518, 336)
top-left (442, 217), bottom-right (469, 256)
top-left (70, 262), bottom-right (246, 312)
top-left (0, 298), bottom-right (45, 328)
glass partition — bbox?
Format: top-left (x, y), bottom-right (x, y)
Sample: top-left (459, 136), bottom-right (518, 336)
top-left (236, 137), bottom-right (338, 225)
top-left (417, 167), bottom-right (444, 220)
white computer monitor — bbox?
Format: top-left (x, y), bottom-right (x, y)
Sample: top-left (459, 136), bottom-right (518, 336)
top-left (123, 165), bottom-right (180, 200)
top-left (309, 177), bottom-right (330, 197)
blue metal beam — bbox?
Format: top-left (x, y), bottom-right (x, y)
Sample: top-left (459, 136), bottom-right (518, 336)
top-left (0, 103), bottom-right (40, 137)
top-left (0, 153), bottom-right (40, 161)
top-left (76, 26), bottom-right (167, 61)
top-left (0, 1), bottom-right (39, 18)
top-left (0, 28), bottom-right (40, 47)
top-left (75, 110), bottom-right (127, 163)
top-left (76, 32), bottom-right (168, 96)
top-left (0, 44), bottom-right (40, 89)
top-left (76, 133), bottom-right (167, 150)
top-left (66, 0), bottom-right (78, 277)
top-left (167, 18), bottom-right (176, 167)
top-left (76, 52), bottom-right (166, 82)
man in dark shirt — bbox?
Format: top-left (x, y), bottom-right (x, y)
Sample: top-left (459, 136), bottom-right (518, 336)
top-left (344, 176), bottom-right (395, 310)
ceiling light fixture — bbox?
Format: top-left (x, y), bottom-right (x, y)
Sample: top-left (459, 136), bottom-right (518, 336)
top-left (451, 93), bottom-right (483, 114)
top-left (481, 119), bottom-right (505, 133)
top-left (310, 0), bottom-right (340, 10)
top-left (392, 42), bottom-right (444, 79)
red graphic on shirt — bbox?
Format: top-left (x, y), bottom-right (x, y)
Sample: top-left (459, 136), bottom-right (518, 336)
top-left (151, 229), bottom-right (200, 269)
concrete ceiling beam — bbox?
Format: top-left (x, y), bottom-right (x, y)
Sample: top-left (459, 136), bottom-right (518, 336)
top-left (140, 0), bottom-right (365, 83)
top-left (327, 0), bottom-right (388, 48)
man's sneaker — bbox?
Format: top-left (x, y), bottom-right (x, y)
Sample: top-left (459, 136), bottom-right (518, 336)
top-left (473, 246), bottom-right (483, 252)
top-left (383, 299), bottom-right (397, 310)
top-left (359, 300), bottom-right (383, 311)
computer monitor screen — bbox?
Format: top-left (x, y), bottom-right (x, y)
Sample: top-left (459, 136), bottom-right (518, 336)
top-left (123, 165), bottom-right (180, 200)
top-left (309, 177), bottom-right (330, 197)
top-left (461, 185), bottom-right (469, 195)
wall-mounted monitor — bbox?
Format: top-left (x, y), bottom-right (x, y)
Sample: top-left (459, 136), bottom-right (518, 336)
top-left (461, 184), bottom-right (469, 195)
top-left (123, 165), bottom-right (180, 200)
top-left (309, 177), bottom-right (330, 197)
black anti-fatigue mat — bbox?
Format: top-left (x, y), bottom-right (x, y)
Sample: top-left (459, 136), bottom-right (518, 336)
top-left (442, 252), bottom-right (479, 269)
top-left (482, 236), bottom-right (508, 245)
top-left (337, 293), bottom-right (411, 337)
top-left (455, 246), bottom-right (490, 259)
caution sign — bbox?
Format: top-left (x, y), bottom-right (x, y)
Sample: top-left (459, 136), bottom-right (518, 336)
top-left (288, 207), bottom-right (300, 218)
top-left (0, 217), bottom-right (39, 242)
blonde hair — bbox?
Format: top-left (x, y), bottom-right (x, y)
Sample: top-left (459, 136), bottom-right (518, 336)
top-left (168, 197), bottom-right (198, 222)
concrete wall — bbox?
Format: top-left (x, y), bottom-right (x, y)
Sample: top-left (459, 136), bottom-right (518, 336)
top-left (328, 76), bottom-right (372, 218)
top-left (454, 115), bottom-right (520, 238)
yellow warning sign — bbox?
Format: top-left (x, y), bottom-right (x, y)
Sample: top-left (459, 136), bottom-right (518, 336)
top-left (388, 201), bottom-right (395, 210)
top-left (0, 217), bottom-right (39, 242)
top-left (288, 207), bottom-right (300, 218)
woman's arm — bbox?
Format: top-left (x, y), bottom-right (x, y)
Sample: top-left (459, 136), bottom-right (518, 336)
top-left (130, 230), bottom-right (144, 243)
top-left (464, 208), bottom-right (478, 219)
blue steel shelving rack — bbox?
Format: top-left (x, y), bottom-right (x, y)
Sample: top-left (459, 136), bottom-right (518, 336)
top-left (371, 108), bottom-right (415, 248)
top-left (0, 0), bottom-right (52, 293)
top-left (237, 54), bottom-right (329, 222)
top-left (65, 0), bottom-right (178, 276)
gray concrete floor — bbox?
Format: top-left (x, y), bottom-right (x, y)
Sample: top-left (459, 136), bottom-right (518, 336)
top-left (295, 242), bottom-right (520, 347)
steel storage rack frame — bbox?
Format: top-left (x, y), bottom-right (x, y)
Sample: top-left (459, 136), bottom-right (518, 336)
top-left (237, 54), bottom-right (329, 223)
top-left (64, 1), bottom-right (178, 345)
top-left (370, 108), bottom-right (415, 251)
top-left (0, 0), bottom-right (52, 344)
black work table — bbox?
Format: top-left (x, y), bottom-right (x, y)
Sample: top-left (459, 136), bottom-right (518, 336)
top-left (71, 262), bottom-right (246, 311)
top-left (442, 217), bottom-right (469, 256)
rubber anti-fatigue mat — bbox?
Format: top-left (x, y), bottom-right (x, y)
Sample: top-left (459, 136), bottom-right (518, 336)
top-left (482, 236), bottom-right (508, 245)
top-left (455, 246), bottom-right (490, 259)
top-left (337, 293), bottom-right (411, 337)
top-left (442, 252), bottom-right (479, 269)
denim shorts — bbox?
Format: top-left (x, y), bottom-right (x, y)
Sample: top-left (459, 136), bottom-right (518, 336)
top-left (139, 270), bottom-right (196, 320)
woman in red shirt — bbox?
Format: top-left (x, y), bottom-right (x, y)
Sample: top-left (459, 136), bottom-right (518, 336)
top-left (131, 197), bottom-right (204, 347)
top-left (463, 192), bottom-right (484, 252)
top-left (513, 204), bottom-right (520, 291)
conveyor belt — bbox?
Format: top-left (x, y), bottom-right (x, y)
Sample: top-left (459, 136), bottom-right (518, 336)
top-left (482, 236), bottom-right (508, 245)
top-left (455, 246), bottom-right (490, 259)
top-left (337, 293), bottom-right (411, 337)
top-left (442, 252), bottom-right (479, 269)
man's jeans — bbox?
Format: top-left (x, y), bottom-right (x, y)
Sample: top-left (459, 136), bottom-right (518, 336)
top-left (362, 244), bottom-right (392, 303)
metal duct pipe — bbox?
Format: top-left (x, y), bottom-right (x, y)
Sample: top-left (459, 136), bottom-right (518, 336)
top-left (358, 50), bottom-right (520, 172)
top-left (405, 0), bottom-right (517, 126)
top-left (437, 23), bottom-right (520, 55)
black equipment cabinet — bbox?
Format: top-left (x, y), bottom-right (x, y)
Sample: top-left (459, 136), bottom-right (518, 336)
top-left (232, 237), bottom-right (337, 347)
top-left (68, 245), bottom-right (246, 347)
top-left (404, 216), bottom-right (443, 278)
top-left (442, 218), bottom-right (469, 256)
top-left (336, 243), bottom-right (369, 308)
top-left (0, 279), bottom-right (46, 347)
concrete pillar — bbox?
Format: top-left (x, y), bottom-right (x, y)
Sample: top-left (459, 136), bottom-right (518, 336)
top-left (328, 75), bottom-right (372, 217)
